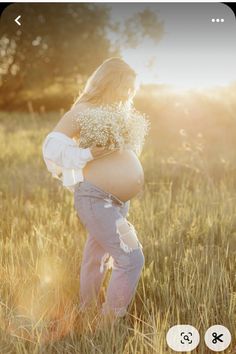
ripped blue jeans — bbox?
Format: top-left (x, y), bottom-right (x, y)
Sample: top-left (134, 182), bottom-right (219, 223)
top-left (74, 178), bottom-right (144, 318)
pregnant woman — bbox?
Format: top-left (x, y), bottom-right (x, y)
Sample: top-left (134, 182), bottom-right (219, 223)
top-left (42, 57), bottom-right (149, 326)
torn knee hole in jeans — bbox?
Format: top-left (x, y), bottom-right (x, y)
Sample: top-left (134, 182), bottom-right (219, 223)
top-left (116, 218), bottom-right (143, 253)
top-left (100, 253), bottom-right (114, 273)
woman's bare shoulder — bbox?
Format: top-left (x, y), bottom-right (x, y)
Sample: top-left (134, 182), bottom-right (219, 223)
top-left (72, 101), bottom-right (95, 113)
top-left (70, 102), bottom-right (97, 137)
top-left (52, 102), bottom-right (93, 137)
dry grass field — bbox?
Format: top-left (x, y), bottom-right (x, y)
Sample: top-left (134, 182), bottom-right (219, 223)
top-left (1, 97), bottom-right (236, 353)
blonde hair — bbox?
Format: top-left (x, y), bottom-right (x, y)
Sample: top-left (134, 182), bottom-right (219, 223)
top-left (73, 57), bottom-right (137, 108)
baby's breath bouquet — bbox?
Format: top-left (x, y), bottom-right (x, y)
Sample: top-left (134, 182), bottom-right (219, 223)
top-left (73, 102), bottom-right (150, 156)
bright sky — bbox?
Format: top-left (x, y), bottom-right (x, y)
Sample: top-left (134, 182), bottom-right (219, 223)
top-left (109, 3), bottom-right (236, 91)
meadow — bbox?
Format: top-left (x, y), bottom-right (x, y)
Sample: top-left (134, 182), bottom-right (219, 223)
top-left (1, 87), bottom-right (236, 353)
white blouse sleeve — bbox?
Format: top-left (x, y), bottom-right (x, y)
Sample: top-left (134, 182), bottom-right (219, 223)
top-left (42, 133), bottom-right (93, 170)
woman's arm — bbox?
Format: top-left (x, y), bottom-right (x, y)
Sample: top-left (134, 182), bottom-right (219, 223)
top-left (42, 133), bottom-right (93, 170)
top-left (42, 102), bottom-right (119, 172)
top-left (52, 104), bottom-right (84, 139)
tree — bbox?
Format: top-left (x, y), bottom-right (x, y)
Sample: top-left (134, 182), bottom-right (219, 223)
top-left (0, 3), bottom-right (164, 111)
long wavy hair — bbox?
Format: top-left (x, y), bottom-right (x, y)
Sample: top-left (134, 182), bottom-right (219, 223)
top-left (72, 57), bottom-right (137, 108)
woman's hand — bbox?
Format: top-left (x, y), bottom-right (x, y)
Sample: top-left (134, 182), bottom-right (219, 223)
top-left (90, 145), bottom-right (119, 160)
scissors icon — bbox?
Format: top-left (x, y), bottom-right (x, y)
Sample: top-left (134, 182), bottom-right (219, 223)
top-left (212, 332), bottom-right (224, 344)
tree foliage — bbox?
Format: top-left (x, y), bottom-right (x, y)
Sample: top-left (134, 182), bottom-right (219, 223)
top-left (0, 4), bottom-right (164, 110)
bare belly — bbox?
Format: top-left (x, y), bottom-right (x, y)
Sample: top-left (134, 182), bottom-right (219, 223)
top-left (83, 149), bottom-right (144, 202)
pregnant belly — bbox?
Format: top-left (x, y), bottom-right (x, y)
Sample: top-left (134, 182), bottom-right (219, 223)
top-left (82, 149), bottom-right (144, 202)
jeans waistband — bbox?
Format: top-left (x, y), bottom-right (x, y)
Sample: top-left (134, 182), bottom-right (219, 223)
top-left (75, 179), bottom-right (126, 206)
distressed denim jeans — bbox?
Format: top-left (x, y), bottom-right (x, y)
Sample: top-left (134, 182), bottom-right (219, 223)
top-left (74, 178), bottom-right (145, 318)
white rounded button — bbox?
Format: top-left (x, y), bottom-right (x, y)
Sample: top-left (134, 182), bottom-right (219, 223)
top-left (166, 325), bottom-right (200, 352)
top-left (205, 325), bottom-right (231, 351)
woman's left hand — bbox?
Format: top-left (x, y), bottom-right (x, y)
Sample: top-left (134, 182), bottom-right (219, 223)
top-left (90, 145), bottom-right (120, 160)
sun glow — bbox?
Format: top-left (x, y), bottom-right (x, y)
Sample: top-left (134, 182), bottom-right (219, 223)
top-left (110, 3), bottom-right (236, 91)
top-left (123, 42), bottom-right (236, 92)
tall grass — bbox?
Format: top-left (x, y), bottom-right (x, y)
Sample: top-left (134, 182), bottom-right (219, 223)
top-left (0, 109), bottom-right (236, 353)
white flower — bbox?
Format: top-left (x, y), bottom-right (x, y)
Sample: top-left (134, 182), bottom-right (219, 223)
top-left (72, 102), bottom-right (150, 156)
top-left (179, 129), bottom-right (187, 137)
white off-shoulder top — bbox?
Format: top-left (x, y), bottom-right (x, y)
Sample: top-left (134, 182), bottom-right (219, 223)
top-left (42, 131), bottom-right (93, 192)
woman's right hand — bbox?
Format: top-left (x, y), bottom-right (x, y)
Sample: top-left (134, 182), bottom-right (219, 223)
top-left (90, 145), bottom-right (119, 160)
